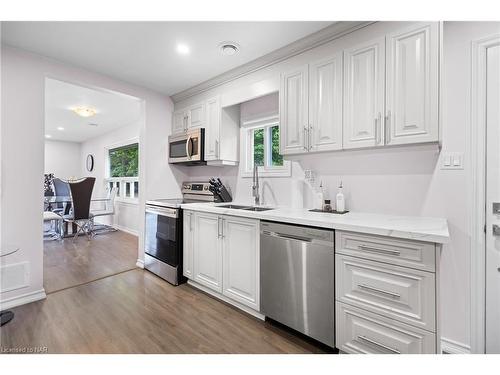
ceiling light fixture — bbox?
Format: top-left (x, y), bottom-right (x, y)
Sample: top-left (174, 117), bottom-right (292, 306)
top-left (45, 134), bottom-right (52, 139)
top-left (72, 106), bottom-right (97, 118)
top-left (219, 42), bottom-right (239, 56)
top-left (57, 126), bottom-right (65, 131)
top-left (176, 43), bottom-right (190, 55)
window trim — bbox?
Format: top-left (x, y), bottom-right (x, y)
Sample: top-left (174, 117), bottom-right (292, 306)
top-left (104, 137), bottom-right (139, 203)
top-left (240, 116), bottom-right (291, 178)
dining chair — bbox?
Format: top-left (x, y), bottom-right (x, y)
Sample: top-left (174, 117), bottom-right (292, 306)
top-left (52, 178), bottom-right (72, 215)
top-left (63, 177), bottom-right (96, 241)
top-left (43, 211), bottom-right (62, 240)
top-left (90, 186), bottom-right (118, 233)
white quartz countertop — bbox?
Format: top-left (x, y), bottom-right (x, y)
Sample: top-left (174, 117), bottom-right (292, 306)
top-left (180, 202), bottom-right (450, 244)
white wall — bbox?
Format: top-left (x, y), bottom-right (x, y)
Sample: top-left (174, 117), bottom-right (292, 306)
top-left (44, 140), bottom-right (81, 180)
top-left (80, 121), bottom-right (140, 234)
top-left (177, 21), bottom-right (500, 351)
top-left (0, 45), bottom-right (180, 308)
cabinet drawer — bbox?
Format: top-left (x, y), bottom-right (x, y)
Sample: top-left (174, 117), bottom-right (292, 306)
top-left (336, 302), bottom-right (436, 354)
top-left (336, 255), bottom-right (435, 331)
top-left (336, 231), bottom-right (436, 272)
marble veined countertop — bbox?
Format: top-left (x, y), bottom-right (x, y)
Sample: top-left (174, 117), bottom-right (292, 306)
top-left (180, 203), bottom-right (450, 244)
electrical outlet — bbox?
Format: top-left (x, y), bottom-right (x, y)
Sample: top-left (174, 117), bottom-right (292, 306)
top-left (304, 170), bottom-right (316, 184)
top-left (441, 152), bottom-right (464, 170)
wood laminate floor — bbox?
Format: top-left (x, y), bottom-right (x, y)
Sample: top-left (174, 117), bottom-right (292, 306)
top-left (43, 230), bottom-right (138, 294)
top-left (0, 269), bottom-right (330, 354)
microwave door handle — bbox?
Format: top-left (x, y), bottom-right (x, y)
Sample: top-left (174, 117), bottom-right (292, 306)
top-left (185, 135), bottom-right (192, 160)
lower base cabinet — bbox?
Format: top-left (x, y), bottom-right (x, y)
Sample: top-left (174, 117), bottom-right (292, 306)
top-left (184, 211), bottom-right (260, 312)
top-left (336, 303), bottom-right (436, 354)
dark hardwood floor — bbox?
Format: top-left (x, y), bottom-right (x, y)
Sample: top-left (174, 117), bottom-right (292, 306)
top-left (1, 269), bottom-right (330, 354)
top-left (43, 230), bottom-right (138, 293)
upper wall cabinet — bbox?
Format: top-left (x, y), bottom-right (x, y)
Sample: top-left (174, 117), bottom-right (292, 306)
top-left (172, 101), bottom-right (206, 135)
top-left (280, 66), bottom-right (309, 155)
top-left (385, 23), bottom-right (439, 145)
top-left (205, 96), bottom-right (221, 161)
top-left (343, 37), bottom-right (386, 149)
top-left (280, 52), bottom-right (343, 155)
top-left (309, 52), bottom-right (343, 152)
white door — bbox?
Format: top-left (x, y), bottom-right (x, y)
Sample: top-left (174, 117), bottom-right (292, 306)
top-left (172, 109), bottom-right (186, 134)
top-left (385, 23), bottom-right (439, 145)
top-left (280, 65), bottom-right (309, 155)
top-left (205, 96), bottom-right (220, 161)
top-left (343, 37), bottom-right (385, 149)
top-left (187, 102), bottom-right (205, 129)
top-left (222, 216), bottom-right (259, 310)
top-left (193, 212), bottom-right (222, 292)
top-left (182, 210), bottom-right (194, 279)
top-left (309, 52), bottom-right (343, 152)
top-left (486, 42), bottom-right (500, 354)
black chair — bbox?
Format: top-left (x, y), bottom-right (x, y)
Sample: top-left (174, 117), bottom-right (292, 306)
top-left (52, 178), bottom-right (72, 215)
top-left (63, 177), bottom-right (96, 241)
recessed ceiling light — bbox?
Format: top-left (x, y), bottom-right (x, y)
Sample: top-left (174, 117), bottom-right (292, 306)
top-left (45, 134), bottom-right (52, 139)
top-left (176, 43), bottom-right (190, 55)
top-left (219, 42), bottom-right (239, 56)
top-left (72, 106), bottom-right (97, 118)
top-left (57, 127), bottom-right (65, 131)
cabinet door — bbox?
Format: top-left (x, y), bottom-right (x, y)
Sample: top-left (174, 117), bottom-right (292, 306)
top-left (385, 23), bottom-right (439, 145)
top-left (205, 96), bottom-right (221, 161)
top-left (279, 65), bottom-right (309, 155)
top-left (222, 216), bottom-right (259, 310)
top-left (343, 37), bottom-right (385, 149)
top-left (172, 109), bottom-right (186, 134)
top-left (193, 212), bottom-right (222, 292)
top-left (187, 102), bottom-right (205, 129)
top-left (182, 210), bottom-right (194, 279)
top-left (309, 52), bottom-right (343, 152)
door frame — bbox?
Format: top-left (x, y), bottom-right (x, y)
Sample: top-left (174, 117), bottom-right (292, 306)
top-left (470, 33), bottom-right (500, 354)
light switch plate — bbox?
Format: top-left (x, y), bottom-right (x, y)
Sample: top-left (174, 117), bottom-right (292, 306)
top-left (441, 152), bottom-right (464, 170)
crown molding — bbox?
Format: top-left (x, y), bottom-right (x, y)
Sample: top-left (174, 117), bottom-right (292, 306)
top-left (171, 21), bottom-right (375, 103)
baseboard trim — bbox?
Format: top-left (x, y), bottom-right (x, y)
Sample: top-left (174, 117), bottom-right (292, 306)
top-left (113, 225), bottom-right (138, 236)
top-left (441, 337), bottom-right (471, 354)
top-left (136, 259), bottom-right (144, 269)
top-left (0, 289), bottom-right (47, 310)
top-left (187, 280), bottom-right (264, 321)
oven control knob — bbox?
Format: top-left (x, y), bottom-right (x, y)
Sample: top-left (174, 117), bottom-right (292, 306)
top-left (204, 186), bottom-right (209, 190)
top-left (183, 185), bottom-right (190, 190)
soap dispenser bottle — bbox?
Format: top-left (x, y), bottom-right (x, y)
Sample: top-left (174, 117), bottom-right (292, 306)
top-left (336, 181), bottom-right (345, 213)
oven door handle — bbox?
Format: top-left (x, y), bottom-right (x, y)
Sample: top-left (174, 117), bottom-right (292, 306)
top-left (145, 207), bottom-right (178, 218)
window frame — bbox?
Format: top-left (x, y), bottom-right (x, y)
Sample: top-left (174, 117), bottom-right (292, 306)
top-left (104, 137), bottom-right (140, 203)
top-left (240, 116), bottom-right (291, 178)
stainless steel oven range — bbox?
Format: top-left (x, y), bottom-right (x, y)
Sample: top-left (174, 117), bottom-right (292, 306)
top-left (144, 182), bottom-right (215, 285)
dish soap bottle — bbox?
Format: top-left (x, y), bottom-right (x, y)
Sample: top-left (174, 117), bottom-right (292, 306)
top-left (336, 181), bottom-right (345, 213)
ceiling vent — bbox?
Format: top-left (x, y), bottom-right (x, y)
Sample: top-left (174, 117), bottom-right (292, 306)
top-left (219, 42), bottom-right (239, 56)
top-left (88, 123), bottom-right (98, 127)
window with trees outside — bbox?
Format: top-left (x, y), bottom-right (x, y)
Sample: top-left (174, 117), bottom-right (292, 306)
top-left (107, 142), bottom-right (139, 200)
top-left (242, 117), bottom-right (291, 177)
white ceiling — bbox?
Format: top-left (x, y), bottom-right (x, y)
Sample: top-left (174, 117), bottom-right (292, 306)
top-left (1, 21), bottom-right (332, 96)
top-left (45, 78), bottom-right (142, 142)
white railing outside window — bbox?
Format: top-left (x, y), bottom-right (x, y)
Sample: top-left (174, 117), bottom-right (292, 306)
top-left (105, 177), bottom-right (139, 202)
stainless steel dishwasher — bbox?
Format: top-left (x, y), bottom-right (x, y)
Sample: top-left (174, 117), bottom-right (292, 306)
top-left (260, 221), bottom-right (335, 347)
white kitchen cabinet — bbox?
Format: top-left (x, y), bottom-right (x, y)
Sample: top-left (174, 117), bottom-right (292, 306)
top-left (309, 52), bottom-right (343, 152)
top-left (193, 212), bottom-right (222, 293)
top-left (385, 22), bottom-right (439, 145)
top-left (182, 210), bottom-right (194, 279)
top-left (279, 65), bottom-right (309, 155)
top-left (171, 102), bottom-right (205, 135)
top-left (172, 109), bottom-right (187, 134)
top-left (204, 96), bottom-right (220, 161)
top-left (222, 216), bottom-right (259, 310)
top-left (343, 37), bottom-right (386, 149)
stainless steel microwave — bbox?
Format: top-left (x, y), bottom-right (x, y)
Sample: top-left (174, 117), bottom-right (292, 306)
top-left (168, 128), bottom-right (206, 165)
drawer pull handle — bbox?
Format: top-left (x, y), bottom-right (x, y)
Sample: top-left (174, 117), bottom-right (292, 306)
top-left (357, 335), bottom-right (401, 354)
top-left (358, 284), bottom-right (401, 299)
top-left (358, 245), bottom-right (401, 256)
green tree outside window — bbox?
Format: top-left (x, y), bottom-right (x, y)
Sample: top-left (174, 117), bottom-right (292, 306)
top-left (109, 143), bottom-right (139, 177)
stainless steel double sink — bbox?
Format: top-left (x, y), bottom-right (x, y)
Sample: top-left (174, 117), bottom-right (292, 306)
top-left (218, 204), bottom-right (274, 212)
